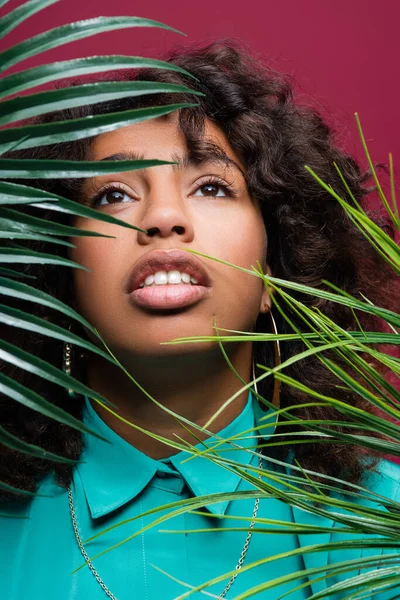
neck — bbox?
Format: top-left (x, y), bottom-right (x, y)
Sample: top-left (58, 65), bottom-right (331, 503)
top-left (85, 343), bottom-right (252, 459)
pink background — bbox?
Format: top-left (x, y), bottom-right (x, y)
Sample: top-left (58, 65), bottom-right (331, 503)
top-left (1, 1), bottom-right (399, 458)
top-left (1, 0), bottom-right (399, 178)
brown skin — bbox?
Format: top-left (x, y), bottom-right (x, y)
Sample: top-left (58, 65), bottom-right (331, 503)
top-left (69, 115), bottom-right (271, 458)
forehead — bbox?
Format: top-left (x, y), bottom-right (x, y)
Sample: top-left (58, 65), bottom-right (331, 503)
top-left (89, 115), bottom-right (245, 171)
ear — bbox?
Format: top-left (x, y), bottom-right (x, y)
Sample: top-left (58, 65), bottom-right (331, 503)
top-left (259, 264), bottom-right (273, 315)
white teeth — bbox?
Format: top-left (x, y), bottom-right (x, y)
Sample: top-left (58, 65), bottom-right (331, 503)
top-left (144, 274), bottom-right (154, 286)
top-left (167, 270), bottom-right (181, 284)
top-left (140, 270), bottom-right (200, 288)
top-left (154, 271), bottom-right (168, 285)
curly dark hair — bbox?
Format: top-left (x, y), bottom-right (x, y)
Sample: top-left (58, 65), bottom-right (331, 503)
top-left (0, 41), bottom-right (395, 497)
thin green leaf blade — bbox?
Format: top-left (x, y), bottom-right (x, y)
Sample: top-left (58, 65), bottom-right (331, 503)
top-left (0, 303), bottom-right (115, 363)
top-left (0, 372), bottom-right (107, 440)
top-left (0, 277), bottom-right (96, 331)
top-left (0, 56), bottom-right (197, 101)
top-left (0, 229), bottom-right (72, 247)
top-left (0, 0), bottom-right (60, 39)
top-left (0, 339), bottom-right (114, 407)
top-left (0, 16), bottom-right (184, 73)
top-left (0, 0), bottom-right (12, 10)
top-left (0, 422), bottom-right (76, 463)
top-left (354, 113), bottom-right (398, 225)
top-left (0, 207), bottom-right (115, 238)
top-left (0, 182), bottom-right (142, 233)
top-left (0, 103), bottom-right (197, 152)
top-left (0, 158), bottom-right (174, 179)
top-left (0, 267), bottom-right (35, 279)
top-left (0, 196), bottom-right (55, 206)
top-left (0, 480), bottom-right (37, 496)
top-left (0, 247), bottom-right (88, 268)
top-left (0, 81), bottom-right (202, 126)
top-left (389, 152), bottom-right (399, 223)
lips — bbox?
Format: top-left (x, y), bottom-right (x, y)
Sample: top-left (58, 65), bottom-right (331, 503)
top-left (126, 249), bottom-right (211, 311)
top-left (127, 249), bottom-right (211, 293)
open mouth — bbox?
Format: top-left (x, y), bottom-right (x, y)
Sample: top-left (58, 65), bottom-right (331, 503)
top-left (138, 270), bottom-right (199, 288)
top-left (127, 250), bottom-right (211, 311)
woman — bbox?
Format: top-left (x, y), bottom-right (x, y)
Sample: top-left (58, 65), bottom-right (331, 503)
top-left (1, 41), bottom-right (399, 599)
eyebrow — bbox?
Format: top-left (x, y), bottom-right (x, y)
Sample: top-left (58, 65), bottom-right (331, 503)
top-left (96, 149), bottom-right (246, 177)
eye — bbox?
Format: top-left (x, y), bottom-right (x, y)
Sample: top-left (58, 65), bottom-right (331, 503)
top-left (92, 186), bottom-right (134, 207)
top-left (193, 180), bottom-right (231, 198)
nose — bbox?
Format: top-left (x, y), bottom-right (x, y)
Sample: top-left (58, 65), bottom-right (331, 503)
top-left (136, 184), bottom-right (194, 245)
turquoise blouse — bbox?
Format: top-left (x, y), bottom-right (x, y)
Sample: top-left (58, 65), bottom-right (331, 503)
top-left (1, 393), bottom-right (400, 599)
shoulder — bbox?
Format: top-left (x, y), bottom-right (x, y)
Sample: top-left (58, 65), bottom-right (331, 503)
top-left (361, 458), bottom-right (400, 504)
top-left (325, 461), bottom-right (400, 599)
top-left (330, 458), bottom-right (400, 513)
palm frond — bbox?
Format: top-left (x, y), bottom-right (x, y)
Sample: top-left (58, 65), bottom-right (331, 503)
top-left (0, 56), bottom-right (197, 100)
top-left (0, 1), bottom-right (198, 471)
top-left (0, 0), bottom-right (59, 40)
top-left (0, 103), bottom-right (197, 152)
top-left (0, 16), bottom-right (184, 73)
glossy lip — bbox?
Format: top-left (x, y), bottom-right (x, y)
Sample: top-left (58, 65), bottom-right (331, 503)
top-left (126, 249), bottom-right (211, 293)
top-left (126, 249), bottom-right (212, 311)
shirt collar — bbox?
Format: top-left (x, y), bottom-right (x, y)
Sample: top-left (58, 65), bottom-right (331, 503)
top-left (77, 392), bottom-right (275, 519)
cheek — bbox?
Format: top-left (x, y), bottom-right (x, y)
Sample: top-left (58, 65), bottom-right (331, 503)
top-left (67, 207), bottom-right (267, 346)
top-left (207, 206), bottom-right (267, 268)
top-left (68, 232), bottom-right (122, 314)
top-left (206, 209), bottom-right (267, 326)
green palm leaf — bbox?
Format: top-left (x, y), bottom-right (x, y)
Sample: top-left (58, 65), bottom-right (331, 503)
top-left (0, 267), bottom-right (34, 278)
top-left (0, 0), bottom-right (59, 39)
top-left (0, 180), bottom-right (141, 230)
top-left (2, 1), bottom-right (400, 598)
top-left (129, 117), bottom-right (399, 597)
top-left (0, 157), bottom-right (175, 178)
top-left (0, 103), bottom-right (197, 152)
top-left (0, 2), bottom-right (198, 473)
top-left (0, 304), bottom-right (117, 362)
top-left (0, 422), bottom-right (77, 463)
top-left (0, 206), bottom-right (120, 239)
top-left (0, 372), bottom-right (107, 440)
top-left (0, 276), bottom-right (97, 330)
top-left (0, 246), bottom-right (88, 268)
top-left (0, 480), bottom-right (36, 496)
top-left (0, 16), bottom-right (184, 73)
top-left (0, 81), bottom-right (202, 126)
top-left (0, 338), bottom-right (115, 407)
top-left (0, 56), bottom-right (196, 100)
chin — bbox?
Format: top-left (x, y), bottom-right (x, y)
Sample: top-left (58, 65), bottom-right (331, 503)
top-left (143, 346), bottom-right (221, 365)
top-left (102, 323), bottom-right (223, 361)
top-left (89, 308), bottom-right (247, 361)
top-left (132, 334), bottom-right (220, 359)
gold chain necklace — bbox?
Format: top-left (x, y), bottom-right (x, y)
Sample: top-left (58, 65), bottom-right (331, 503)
top-left (68, 453), bottom-right (263, 599)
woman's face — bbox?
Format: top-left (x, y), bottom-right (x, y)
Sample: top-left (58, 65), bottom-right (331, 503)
top-left (70, 115), bottom-right (270, 360)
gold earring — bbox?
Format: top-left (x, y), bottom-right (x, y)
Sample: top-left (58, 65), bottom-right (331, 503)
top-left (252, 310), bottom-right (281, 408)
top-left (63, 342), bottom-right (78, 399)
